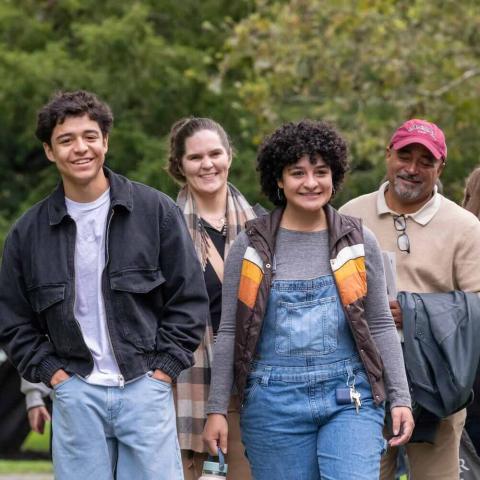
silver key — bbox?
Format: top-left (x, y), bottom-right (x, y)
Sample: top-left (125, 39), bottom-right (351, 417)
top-left (351, 388), bottom-right (362, 414)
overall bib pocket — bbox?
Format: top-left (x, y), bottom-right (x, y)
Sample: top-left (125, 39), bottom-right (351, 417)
top-left (275, 295), bottom-right (338, 356)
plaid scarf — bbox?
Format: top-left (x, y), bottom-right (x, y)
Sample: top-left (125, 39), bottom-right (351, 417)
top-left (175, 183), bottom-right (257, 452)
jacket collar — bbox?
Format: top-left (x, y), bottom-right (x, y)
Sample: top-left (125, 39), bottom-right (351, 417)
top-left (245, 206), bottom-right (283, 256)
top-left (324, 203), bottom-right (358, 248)
top-left (246, 203), bottom-right (356, 255)
top-left (48, 167), bottom-right (133, 226)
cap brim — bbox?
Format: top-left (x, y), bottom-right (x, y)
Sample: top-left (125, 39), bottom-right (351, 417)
top-left (391, 137), bottom-right (443, 160)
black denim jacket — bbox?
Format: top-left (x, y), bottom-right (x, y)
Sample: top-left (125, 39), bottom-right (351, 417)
top-left (0, 168), bottom-right (209, 386)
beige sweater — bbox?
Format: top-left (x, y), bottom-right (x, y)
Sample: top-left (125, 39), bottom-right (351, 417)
top-left (340, 186), bottom-right (480, 293)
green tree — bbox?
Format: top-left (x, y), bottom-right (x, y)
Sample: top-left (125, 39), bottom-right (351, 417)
top-left (217, 0), bottom-right (480, 205)
top-left (0, 0), bottom-right (257, 250)
top-left (1, 0), bottom-right (480, 252)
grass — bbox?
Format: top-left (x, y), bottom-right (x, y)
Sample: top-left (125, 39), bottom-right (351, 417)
top-left (0, 460), bottom-right (52, 474)
top-left (0, 422), bottom-right (52, 474)
top-left (21, 423), bottom-right (51, 452)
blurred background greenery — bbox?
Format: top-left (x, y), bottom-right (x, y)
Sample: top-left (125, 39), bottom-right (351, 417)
top-left (0, 0), bottom-right (479, 249)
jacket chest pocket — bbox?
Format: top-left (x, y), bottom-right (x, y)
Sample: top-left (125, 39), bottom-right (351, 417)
top-left (27, 284), bottom-right (71, 355)
top-left (109, 268), bottom-right (166, 349)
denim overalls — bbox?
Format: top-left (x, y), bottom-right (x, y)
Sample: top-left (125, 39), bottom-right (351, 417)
top-left (240, 274), bottom-right (386, 480)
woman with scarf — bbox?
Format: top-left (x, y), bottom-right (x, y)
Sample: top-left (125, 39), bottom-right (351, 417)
top-left (167, 117), bottom-right (259, 479)
top-left (203, 120), bottom-right (414, 479)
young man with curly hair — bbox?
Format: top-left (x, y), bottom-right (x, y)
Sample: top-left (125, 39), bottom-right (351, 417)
top-left (0, 90), bottom-right (209, 479)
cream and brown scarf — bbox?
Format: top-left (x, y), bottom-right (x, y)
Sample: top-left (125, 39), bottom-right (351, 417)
top-left (175, 182), bottom-right (257, 452)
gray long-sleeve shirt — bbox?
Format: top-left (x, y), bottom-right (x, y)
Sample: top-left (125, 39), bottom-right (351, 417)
top-left (207, 226), bottom-right (411, 414)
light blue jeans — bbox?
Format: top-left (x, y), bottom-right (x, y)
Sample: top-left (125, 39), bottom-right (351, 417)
top-left (240, 275), bottom-right (386, 479)
top-left (52, 374), bottom-right (183, 480)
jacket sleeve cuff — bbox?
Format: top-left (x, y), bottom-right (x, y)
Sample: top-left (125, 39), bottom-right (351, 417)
top-left (205, 405), bottom-right (229, 416)
top-left (25, 390), bottom-right (47, 411)
top-left (35, 356), bottom-right (66, 387)
top-left (389, 401), bottom-right (412, 411)
top-left (149, 352), bottom-right (186, 381)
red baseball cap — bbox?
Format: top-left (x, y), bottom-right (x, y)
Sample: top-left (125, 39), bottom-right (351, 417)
top-left (389, 119), bottom-right (447, 161)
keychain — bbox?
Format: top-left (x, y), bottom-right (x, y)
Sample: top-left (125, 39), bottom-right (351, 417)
top-left (335, 369), bottom-right (362, 413)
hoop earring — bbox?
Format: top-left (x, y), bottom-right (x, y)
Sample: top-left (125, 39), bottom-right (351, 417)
top-left (277, 187), bottom-right (284, 202)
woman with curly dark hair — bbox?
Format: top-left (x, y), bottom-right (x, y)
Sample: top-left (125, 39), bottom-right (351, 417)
top-left (204, 120), bottom-right (413, 479)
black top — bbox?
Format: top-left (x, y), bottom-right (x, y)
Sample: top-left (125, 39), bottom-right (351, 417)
top-left (202, 220), bottom-right (226, 334)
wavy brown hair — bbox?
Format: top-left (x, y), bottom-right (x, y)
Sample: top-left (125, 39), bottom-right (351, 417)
top-left (167, 117), bottom-right (232, 184)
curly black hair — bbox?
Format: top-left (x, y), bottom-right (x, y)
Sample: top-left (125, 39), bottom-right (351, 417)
top-left (257, 120), bottom-right (349, 206)
top-left (36, 90), bottom-right (113, 146)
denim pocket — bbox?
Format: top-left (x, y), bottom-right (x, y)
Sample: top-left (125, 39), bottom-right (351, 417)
top-left (145, 372), bottom-right (172, 390)
top-left (242, 378), bottom-right (260, 409)
top-left (52, 375), bottom-right (76, 391)
top-left (352, 369), bottom-right (375, 404)
top-left (275, 295), bottom-right (338, 356)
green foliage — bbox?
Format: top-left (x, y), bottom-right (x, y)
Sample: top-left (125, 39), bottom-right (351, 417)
top-left (22, 422), bottom-right (51, 452)
top-left (0, 0), bottom-right (255, 250)
top-left (0, 0), bottom-right (479, 251)
top-left (219, 0), bottom-right (480, 203)
top-left (0, 460), bottom-right (52, 474)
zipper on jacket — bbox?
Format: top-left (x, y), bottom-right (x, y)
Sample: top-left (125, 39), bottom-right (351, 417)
top-left (102, 208), bottom-right (125, 388)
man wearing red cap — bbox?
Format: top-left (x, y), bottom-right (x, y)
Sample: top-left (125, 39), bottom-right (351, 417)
top-left (340, 119), bottom-right (480, 479)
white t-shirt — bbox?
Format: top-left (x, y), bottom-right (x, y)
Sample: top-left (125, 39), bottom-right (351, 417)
top-left (65, 189), bottom-right (123, 386)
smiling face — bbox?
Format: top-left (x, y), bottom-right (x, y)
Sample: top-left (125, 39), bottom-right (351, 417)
top-left (385, 143), bottom-right (444, 213)
top-left (180, 129), bottom-right (232, 198)
top-left (43, 114), bottom-right (109, 201)
top-left (277, 155), bottom-right (333, 216)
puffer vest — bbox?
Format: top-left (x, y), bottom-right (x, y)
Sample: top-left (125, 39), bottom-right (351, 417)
top-left (233, 205), bottom-right (386, 404)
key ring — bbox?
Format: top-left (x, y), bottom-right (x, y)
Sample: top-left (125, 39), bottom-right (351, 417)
top-left (346, 364), bottom-right (356, 389)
